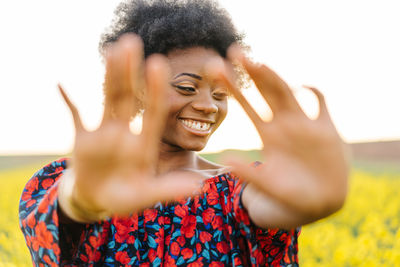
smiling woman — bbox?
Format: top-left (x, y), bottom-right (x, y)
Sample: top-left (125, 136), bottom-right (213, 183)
top-left (18, 0), bottom-right (349, 266)
top-left (164, 47), bottom-right (228, 152)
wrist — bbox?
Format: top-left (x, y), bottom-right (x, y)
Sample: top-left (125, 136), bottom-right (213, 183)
top-left (58, 168), bottom-right (109, 223)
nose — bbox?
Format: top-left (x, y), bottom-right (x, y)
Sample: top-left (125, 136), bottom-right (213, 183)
top-left (191, 92), bottom-right (218, 114)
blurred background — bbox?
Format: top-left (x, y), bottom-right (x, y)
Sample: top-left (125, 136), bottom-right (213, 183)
top-left (0, 0), bottom-right (399, 266)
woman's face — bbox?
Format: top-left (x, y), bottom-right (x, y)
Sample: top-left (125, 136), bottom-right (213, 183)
top-left (161, 47), bottom-right (229, 151)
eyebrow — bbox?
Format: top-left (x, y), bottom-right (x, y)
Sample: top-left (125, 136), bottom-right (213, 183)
top-left (173, 72), bottom-right (202, 80)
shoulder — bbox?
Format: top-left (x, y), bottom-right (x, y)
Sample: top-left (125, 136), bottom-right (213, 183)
top-left (196, 155), bottom-right (231, 177)
top-left (19, 158), bottom-right (69, 217)
top-left (37, 158), bottom-right (68, 176)
top-left (23, 158), bottom-right (68, 191)
top-left (30, 158), bottom-right (68, 189)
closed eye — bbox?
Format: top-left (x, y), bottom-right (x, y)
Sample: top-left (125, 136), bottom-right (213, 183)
top-left (213, 89), bottom-right (228, 100)
top-left (174, 85), bottom-right (196, 93)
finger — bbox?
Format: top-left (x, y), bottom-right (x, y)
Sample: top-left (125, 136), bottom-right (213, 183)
top-left (303, 85), bottom-right (330, 120)
top-left (144, 172), bottom-right (201, 205)
top-left (205, 57), bottom-right (264, 129)
top-left (227, 44), bottom-right (303, 115)
top-left (101, 172), bottom-right (200, 215)
top-left (224, 156), bottom-right (288, 201)
top-left (102, 34), bottom-right (144, 125)
top-left (140, 55), bottom-right (170, 166)
top-left (58, 83), bottom-right (84, 131)
top-left (227, 156), bottom-right (322, 214)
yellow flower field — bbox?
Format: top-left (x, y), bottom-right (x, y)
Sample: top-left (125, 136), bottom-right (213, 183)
top-left (0, 164), bottom-right (399, 266)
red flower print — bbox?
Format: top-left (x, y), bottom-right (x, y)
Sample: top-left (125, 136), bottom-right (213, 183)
top-left (196, 243), bottom-right (201, 254)
top-left (220, 192), bottom-right (232, 215)
top-left (26, 177), bottom-right (38, 193)
top-left (43, 254), bottom-right (51, 264)
top-left (21, 190), bottom-right (32, 201)
top-left (207, 190), bottom-right (219, 205)
top-left (202, 208), bottom-right (215, 225)
top-left (85, 244), bottom-right (101, 262)
top-left (227, 178), bottom-right (234, 190)
top-left (30, 237), bottom-right (39, 251)
top-left (42, 178), bottom-right (54, 189)
top-left (272, 257), bottom-right (282, 266)
top-left (284, 253), bottom-right (291, 263)
top-left (164, 254), bottom-right (177, 267)
top-left (216, 241), bottom-right (229, 254)
top-left (258, 233), bottom-right (272, 247)
top-left (26, 199), bottom-right (36, 208)
top-left (177, 235), bottom-right (186, 247)
top-left (165, 234), bottom-right (171, 244)
top-left (52, 208), bottom-right (58, 227)
top-left (27, 214), bottom-right (36, 229)
top-left (209, 262), bottom-right (224, 267)
top-left (80, 254), bottom-right (88, 263)
top-left (43, 254), bottom-right (57, 267)
top-left (174, 204), bottom-right (188, 218)
top-left (234, 257), bottom-right (243, 265)
top-left (155, 227), bottom-right (164, 247)
top-left (254, 249), bottom-right (265, 265)
top-left (52, 243), bottom-right (60, 256)
top-left (34, 221), bottom-right (53, 249)
top-left (148, 248), bottom-right (156, 262)
top-left (158, 216), bottom-right (164, 225)
top-left (181, 215), bottom-right (197, 238)
top-left (269, 228), bottom-right (279, 236)
top-left (89, 235), bottom-right (103, 249)
top-left (170, 242), bottom-right (180, 256)
top-left (38, 196), bottom-right (49, 214)
top-left (191, 196), bottom-right (200, 213)
top-left (211, 215), bottom-right (223, 230)
top-left (202, 180), bottom-right (211, 193)
top-left (116, 251), bottom-right (131, 264)
top-left (181, 248), bottom-right (193, 259)
top-left (156, 244), bottom-right (164, 259)
top-left (234, 205), bottom-right (250, 225)
top-left (114, 218), bottom-right (137, 243)
top-left (199, 231), bottom-right (212, 243)
top-left (279, 232), bottom-right (288, 241)
top-left (144, 209), bottom-right (158, 223)
top-left (270, 247), bottom-right (280, 256)
top-left (48, 186), bottom-right (58, 202)
top-left (187, 257), bottom-right (204, 267)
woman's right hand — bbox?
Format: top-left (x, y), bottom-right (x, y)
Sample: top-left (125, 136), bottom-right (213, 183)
top-left (58, 34), bottom-right (198, 223)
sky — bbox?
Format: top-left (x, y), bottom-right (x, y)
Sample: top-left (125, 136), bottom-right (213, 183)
top-left (0, 0), bottom-right (399, 155)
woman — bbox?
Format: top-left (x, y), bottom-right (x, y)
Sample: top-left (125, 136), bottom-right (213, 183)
top-left (19, 0), bottom-right (348, 266)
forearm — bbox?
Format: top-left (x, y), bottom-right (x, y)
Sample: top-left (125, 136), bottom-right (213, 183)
top-left (242, 182), bottom-right (345, 229)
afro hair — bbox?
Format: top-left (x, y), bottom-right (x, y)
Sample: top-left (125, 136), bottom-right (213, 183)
top-left (99, 0), bottom-right (244, 58)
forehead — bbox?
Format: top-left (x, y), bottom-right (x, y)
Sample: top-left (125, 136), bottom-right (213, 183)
top-left (167, 47), bottom-right (222, 75)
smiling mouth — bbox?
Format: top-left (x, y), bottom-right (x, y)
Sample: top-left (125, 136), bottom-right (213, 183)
top-left (179, 119), bottom-right (212, 135)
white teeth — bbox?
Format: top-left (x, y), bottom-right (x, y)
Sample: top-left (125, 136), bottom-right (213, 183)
top-left (181, 119), bottom-right (211, 131)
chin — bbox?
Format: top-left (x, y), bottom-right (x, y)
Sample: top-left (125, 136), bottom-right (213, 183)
top-left (182, 141), bottom-right (207, 152)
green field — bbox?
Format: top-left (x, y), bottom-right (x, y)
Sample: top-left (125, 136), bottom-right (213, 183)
top-left (1, 153), bottom-right (399, 266)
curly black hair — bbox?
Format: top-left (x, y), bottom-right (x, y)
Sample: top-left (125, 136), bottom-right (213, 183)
top-left (99, 0), bottom-right (244, 58)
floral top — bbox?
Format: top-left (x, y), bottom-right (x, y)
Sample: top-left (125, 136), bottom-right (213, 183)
top-left (19, 158), bottom-right (300, 266)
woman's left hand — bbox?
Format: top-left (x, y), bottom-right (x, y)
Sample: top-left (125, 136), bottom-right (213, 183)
top-left (217, 45), bottom-right (349, 228)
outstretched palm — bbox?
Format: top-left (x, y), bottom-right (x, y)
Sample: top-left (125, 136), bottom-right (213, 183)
top-left (59, 35), bottom-right (198, 222)
top-left (218, 46), bottom-right (349, 225)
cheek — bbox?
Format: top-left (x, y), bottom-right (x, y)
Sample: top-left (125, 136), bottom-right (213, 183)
top-left (214, 102), bottom-right (228, 129)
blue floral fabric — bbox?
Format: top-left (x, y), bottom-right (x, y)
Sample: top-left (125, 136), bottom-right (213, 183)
top-left (19, 158), bottom-right (300, 266)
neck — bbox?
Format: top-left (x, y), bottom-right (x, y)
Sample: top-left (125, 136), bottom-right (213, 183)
top-left (156, 142), bottom-right (199, 175)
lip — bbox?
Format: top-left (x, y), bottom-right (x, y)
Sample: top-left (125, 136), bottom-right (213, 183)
top-left (179, 117), bottom-right (216, 124)
top-left (178, 118), bottom-right (214, 137)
